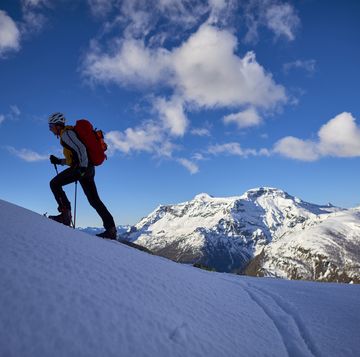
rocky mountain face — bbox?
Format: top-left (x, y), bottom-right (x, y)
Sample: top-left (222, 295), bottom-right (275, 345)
top-left (119, 187), bottom-right (360, 283)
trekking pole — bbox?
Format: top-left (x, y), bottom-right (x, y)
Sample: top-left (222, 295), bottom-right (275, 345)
top-left (73, 181), bottom-right (78, 229)
top-left (53, 164), bottom-right (59, 175)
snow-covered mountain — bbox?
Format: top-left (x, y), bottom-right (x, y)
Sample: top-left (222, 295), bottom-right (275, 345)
top-left (246, 208), bottom-right (360, 283)
top-left (1, 198), bottom-right (360, 357)
top-left (121, 187), bottom-right (360, 282)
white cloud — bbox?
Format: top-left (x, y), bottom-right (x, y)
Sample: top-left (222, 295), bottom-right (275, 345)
top-left (105, 121), bottom-right (174, 158)
top-left (0, 2), bottom-right (52, 59)
top-left (7, 146), bottom-right (48, 162)
top-left (154, 96), bottom-right (188, 137)
top-left (258, 148), bottom-right (271, 156)
top-left (82, 1), bottom-right (297, 173)
top-left (317, 112), bottom-right (360, 157)
top-left (265, 3), bottom-right (300, 41)
top-left (84, 38), bottom-right (171, 87)
top-left (0, 105), bottom-right (21, 124)
top-left (223, 107), bottom-right (262, 129)
top-left (274, 112), bottom-right (360, 161)
top-left (83, 24), bottom-right (287, 150)
top-left (172, 25), bottom-right (287, 109)
top-left (244, 0), bottom-right (300, 43)
top-left (177, 158), bottom-right (199, 174)
top-left (87, 0), bottom-right (115, 18)
top-left (105, 120), bottom-right (204, 172)
top-left (20, 0), bottom-right (51, 34)
top-left (208, 142), bottom-right (258, 157)
top-left (0, 10), bottom-right (21, 56)
top-left (273, 136), bottom-right (319, 161)
top-left (122, 0), bottom-right (209, 37)
top-left (192, 152), bottom-right (207, 161)
top-left (283, 59), bottom-right (316, 75)
top-left (191, 128), bottom-right (211, 137)
top-left (84, 24), bottom-right (287, 110)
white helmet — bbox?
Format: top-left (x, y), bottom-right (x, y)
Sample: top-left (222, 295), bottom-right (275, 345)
top-left (48, 112), bottom-right (66, 125)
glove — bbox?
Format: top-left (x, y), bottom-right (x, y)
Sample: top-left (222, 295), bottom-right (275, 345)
top-left (50, 155), bottom-right (62, 165)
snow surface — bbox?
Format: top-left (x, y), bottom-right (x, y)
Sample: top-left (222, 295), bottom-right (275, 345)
top-left (1, 198), bottom-right (360, 357)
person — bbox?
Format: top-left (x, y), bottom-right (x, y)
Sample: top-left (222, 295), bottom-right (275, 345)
top-left (48, 112), bottom-right (117, 240)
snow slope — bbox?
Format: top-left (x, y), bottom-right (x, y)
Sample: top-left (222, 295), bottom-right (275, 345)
top-left (1, 198), bottom-right (360, 357)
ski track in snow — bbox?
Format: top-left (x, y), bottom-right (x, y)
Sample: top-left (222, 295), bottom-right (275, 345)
top-left (221, 277), bottom-right (321, 357)
top-left (245, 284), bottom-right (321, 357)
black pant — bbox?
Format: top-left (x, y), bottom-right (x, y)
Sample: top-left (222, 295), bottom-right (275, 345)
top-left (50, 166), bottom-right (115, 229)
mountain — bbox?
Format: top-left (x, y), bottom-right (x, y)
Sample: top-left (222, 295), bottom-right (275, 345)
top-left (1, 198), bottom-right (360, 357)
top-left (246, 208), bottom-right (360, 283)
top-left (120, 187), bottom-right (360, 283)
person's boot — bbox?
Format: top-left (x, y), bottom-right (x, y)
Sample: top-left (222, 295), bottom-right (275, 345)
top-left (96, 226), bottom-right (117, 240)
top-left (49, 207), bottom-right (72, 227)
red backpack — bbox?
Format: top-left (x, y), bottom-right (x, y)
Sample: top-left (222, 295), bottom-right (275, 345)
top-left (74, 119), bottom-right (107, 166)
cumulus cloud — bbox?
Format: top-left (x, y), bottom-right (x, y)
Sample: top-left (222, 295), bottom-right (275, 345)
top-left (274, 112), bottom-right (360, 161)
top-left (0, 1), bottom-right (53, 58)
top-left (81, 0), bottom-right (297, 173)
top-left (153, 96), bottom-right (188, 137)
top-left (7, 146), bottom-right (48, 162)
top-left (177, 158), bottom-right (199, 174)
top-left (223, 107), bottom-right (262, 129)
top-left (0, 10), bottom-right (21, 57)
top-left (84, 24), bottom-right (287, 111)
top-left (273, 136), bottom-right (319, 161)
top-left (105, 121), bottom-right (175, 158)
top-left (83, 22), bottom-right (287, 174)
top-left (105, 120), bottom-right (204, 171)
top-left (172, 25), bottom-right (286, 109)
top-left (84, 38), bottom-right (171, 87)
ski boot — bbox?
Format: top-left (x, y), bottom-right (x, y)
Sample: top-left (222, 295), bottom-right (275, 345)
top-left (96, 226), bottom-right (117, 240)
top-left (49, 207), bottom-right (72, 227)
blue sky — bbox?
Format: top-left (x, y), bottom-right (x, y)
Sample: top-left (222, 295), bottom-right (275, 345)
top-left (0, 0), bottom-right (360, 227)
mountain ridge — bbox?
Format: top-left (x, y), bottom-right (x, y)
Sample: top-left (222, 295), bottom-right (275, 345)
top-left (119, 187), bottom-right (360, 282)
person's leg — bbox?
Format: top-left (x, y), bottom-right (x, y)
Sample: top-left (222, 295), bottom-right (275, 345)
top-left (80, 167), bottom-right (116, 234)
top-left (49, 167), bottom-right (78, 225)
